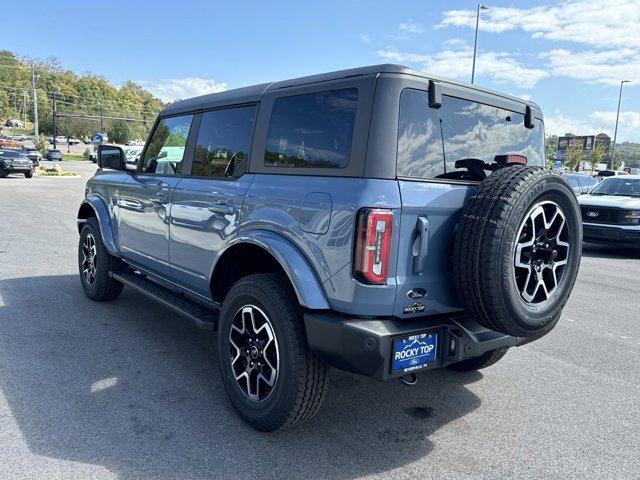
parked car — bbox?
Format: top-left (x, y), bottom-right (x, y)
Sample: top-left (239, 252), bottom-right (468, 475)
top-left (579, 175), bottom-right (640, 245)
top-left (22, 146), bottom-right (42, 166)
top-left (77, 64), bottom-right (582, 431)
top-left (68, 138), bottom-right (81, 145)
top-left (44, 149), bottom-right (63, 161)
top-left (596, 170), bottom-right (629, 180)
top-left (563, 173), bottom-right (597, 195)
top-left (5, 119), bottom-right (24, 127)
top-left (0, 149), bottom-right (34, 178)
top-left (49, 135), bottom-right (68, 144)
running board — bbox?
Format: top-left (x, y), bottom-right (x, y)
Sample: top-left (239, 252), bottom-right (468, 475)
top-left (110, 271), bottom-right (218, 331)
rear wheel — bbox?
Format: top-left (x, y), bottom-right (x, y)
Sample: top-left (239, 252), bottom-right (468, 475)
top-left (217, 273), bottom-right (328, 431)
top-left (78, 217), bottom-right (123, 301)
top-left (447, 348), bottom-right (509, 372)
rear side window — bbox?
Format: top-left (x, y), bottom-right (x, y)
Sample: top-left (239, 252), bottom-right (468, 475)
top-left (398, 89), bottom-right (545, 180)
top-left (264, 88), bottom-right (358, 169)
top-left (191, 105), bottom-right (256, 178)
top-left (141, 114), bottom-right (193, 174)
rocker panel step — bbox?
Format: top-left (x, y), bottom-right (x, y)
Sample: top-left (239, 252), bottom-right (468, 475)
top-left (110, 271), bottom-right (218, 331)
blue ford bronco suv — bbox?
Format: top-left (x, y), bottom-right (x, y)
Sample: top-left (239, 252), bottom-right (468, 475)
top-left (77, 65), bottom-right (582, 431)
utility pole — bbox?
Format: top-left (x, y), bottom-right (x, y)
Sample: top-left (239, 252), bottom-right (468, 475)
top-left (52, 91), bottom-right (58, 149)
top-left (471, 4), bottom-right (489, 84)
top-left (99, 103), bottom-right (104, 133)
top-left (31, 69), bottom-right (39, 140)
top-left (610, 80), bottom-right (629, 169)
top-left (22, 90), bottom-right (27, 127)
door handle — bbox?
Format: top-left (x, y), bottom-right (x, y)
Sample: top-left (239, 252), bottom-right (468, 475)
top-left (207, 203), bottom-right (235, 215)
top-left (149, 194), bottom-right (168, 204)
top-left (412, 216), bottom-right (430, 274)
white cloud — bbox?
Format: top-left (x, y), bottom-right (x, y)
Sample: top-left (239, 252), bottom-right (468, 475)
top-left (376, 43), bottom-right (548, 89)
top-left (439, 0), bottom-right (640, 49)
top-left (143, 77), bottom-right (228, 102)
top-left (399, 20), bottom-right (424, 33)
top-left (359, 34), bottom-right (371, 43)
top-left (591, 111), bottom-right (640, 129)
top-left (544, 112), bottom-right (601, 137)
top-left (541, 48), bottom-right (640, 86)
top-left (544, 111), bottom-right (640, 142)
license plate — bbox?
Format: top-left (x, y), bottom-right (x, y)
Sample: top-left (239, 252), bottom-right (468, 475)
top-left (392, 332), bottom-right (438, 373)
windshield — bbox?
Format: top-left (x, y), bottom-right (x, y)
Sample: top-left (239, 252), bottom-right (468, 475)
top-left (590, 178), bottom-right (640, 197)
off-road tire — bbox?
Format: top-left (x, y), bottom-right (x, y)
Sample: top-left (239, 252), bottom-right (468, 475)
top-left (24, 170), bottom-right (33, 178)
top-left (447, 347), bottom-right (509, 372)
top-left (0, 169), bottom-right (8, 178)
top-left (453, 166), bottom-right (581, 337)
top-left (218, 273), bottom-right (328, 432)
top-left (78, 217), bottom-right (123, 301)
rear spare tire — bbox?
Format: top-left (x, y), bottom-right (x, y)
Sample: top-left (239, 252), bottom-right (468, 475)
top-left (453, 166), bottom-right (581, 337)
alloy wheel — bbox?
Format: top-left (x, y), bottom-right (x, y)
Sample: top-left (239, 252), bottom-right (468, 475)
top-left (81, 233), bottom-right (98, 285)
top-left (229, 305), bottom-right (279, 401)
top-left (513, 201), bottom-right (570, 304)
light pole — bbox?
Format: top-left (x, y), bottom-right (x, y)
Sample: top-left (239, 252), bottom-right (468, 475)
top-left (471, 4), bottom-right (489, 84)
top-left (610, 80), bottom-right (629, 169)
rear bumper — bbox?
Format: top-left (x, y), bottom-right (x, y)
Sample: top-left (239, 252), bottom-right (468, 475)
top-left (303, 311), bottom-right (526, 381)
top-left (583, 223), bottom-right (640, 244)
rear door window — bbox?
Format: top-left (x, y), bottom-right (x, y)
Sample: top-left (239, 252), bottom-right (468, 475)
top-left (140, 114), bottom-right (193, 174)
top-left (191, 105), bottom-right (256, 178)
top-left (397, 89), bottom-right (545, 180)
top-left (264, 88), bottom-right (358, 169)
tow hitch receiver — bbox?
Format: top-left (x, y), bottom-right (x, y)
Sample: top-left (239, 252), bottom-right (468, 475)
top-left (399, 373), bottom-right (418, 386)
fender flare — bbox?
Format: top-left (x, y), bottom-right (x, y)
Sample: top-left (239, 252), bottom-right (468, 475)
top-left (213, 230), bottom-right (330, 310)
top-left (77, 196), bottom-right (118, 256)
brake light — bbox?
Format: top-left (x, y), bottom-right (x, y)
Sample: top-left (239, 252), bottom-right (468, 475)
top-left (495, 154), bottom-right (528, 166)
top-left (354, 208), bottom-right (393, 284)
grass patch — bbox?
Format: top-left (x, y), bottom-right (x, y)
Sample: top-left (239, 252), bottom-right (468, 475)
top-left (35, 165), bottom-right (77, 177)
top-left (62, 153), bottom-right (88, 161)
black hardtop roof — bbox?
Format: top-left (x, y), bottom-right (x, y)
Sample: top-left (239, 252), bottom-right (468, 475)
top-left (160, 64), bottom-right (540, 116)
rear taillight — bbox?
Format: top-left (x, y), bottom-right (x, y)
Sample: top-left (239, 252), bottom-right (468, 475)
top-left (354, 208), bottom-right (393, 284)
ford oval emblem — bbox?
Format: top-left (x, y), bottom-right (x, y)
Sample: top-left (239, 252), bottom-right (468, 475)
top-left (406, 288), bottom-right (426, 299)
top-left (587, 211), bottom-right (599, 218)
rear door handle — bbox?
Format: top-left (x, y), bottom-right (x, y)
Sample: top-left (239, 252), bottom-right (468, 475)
top-left (412, 216), bottom-right (430, 274)
top-left (208, 203), bottom-right (235, 215)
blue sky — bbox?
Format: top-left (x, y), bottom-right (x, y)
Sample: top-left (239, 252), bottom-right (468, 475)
top-left (3, 0), bottom-right (639, 141)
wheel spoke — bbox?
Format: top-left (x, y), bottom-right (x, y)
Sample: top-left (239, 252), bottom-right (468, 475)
top-left (514, 201), bottom-right (570, 305)
top-left (228, 305), bottom-right (279, 402)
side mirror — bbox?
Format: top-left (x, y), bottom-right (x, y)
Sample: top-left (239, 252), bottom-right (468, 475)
top-left (98, 144), bottom-right (126, 171)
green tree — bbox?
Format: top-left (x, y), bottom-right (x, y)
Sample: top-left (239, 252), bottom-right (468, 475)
top-left (564, 138), bottom-right (583, 172)
top-left (545, 135), bottom-right (557, 168)
top-left (108, 119), bottom-right (131, 144)
top-left (33, 136), bottom-right (48, 155)
top-left (613, 152), bottom-right (624, 171)
top-left (589, 141), bottom-right (606, 172)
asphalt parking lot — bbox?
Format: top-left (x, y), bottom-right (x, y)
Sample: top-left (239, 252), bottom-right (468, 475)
top-left (1, 162), bottom-right (639, 480)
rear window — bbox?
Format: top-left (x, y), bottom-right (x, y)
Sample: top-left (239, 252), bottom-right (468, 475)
top-left (264, 88), bottom-right (358, 169)
top-left (397, 89), bottom-right (545, 180)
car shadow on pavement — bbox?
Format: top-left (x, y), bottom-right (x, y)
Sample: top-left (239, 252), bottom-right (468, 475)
top-left (0, 275), bottom-right (483, 480)
top-left (581, 242), bottom-right (640, 259)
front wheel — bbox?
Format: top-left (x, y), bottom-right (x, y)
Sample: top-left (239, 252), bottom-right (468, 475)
top-left (78, 217), bottom-right (123, 301)
top-left (24, 170), bottom-right (33, 178)
top-left (217, 273), bottom-right (328, 431)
